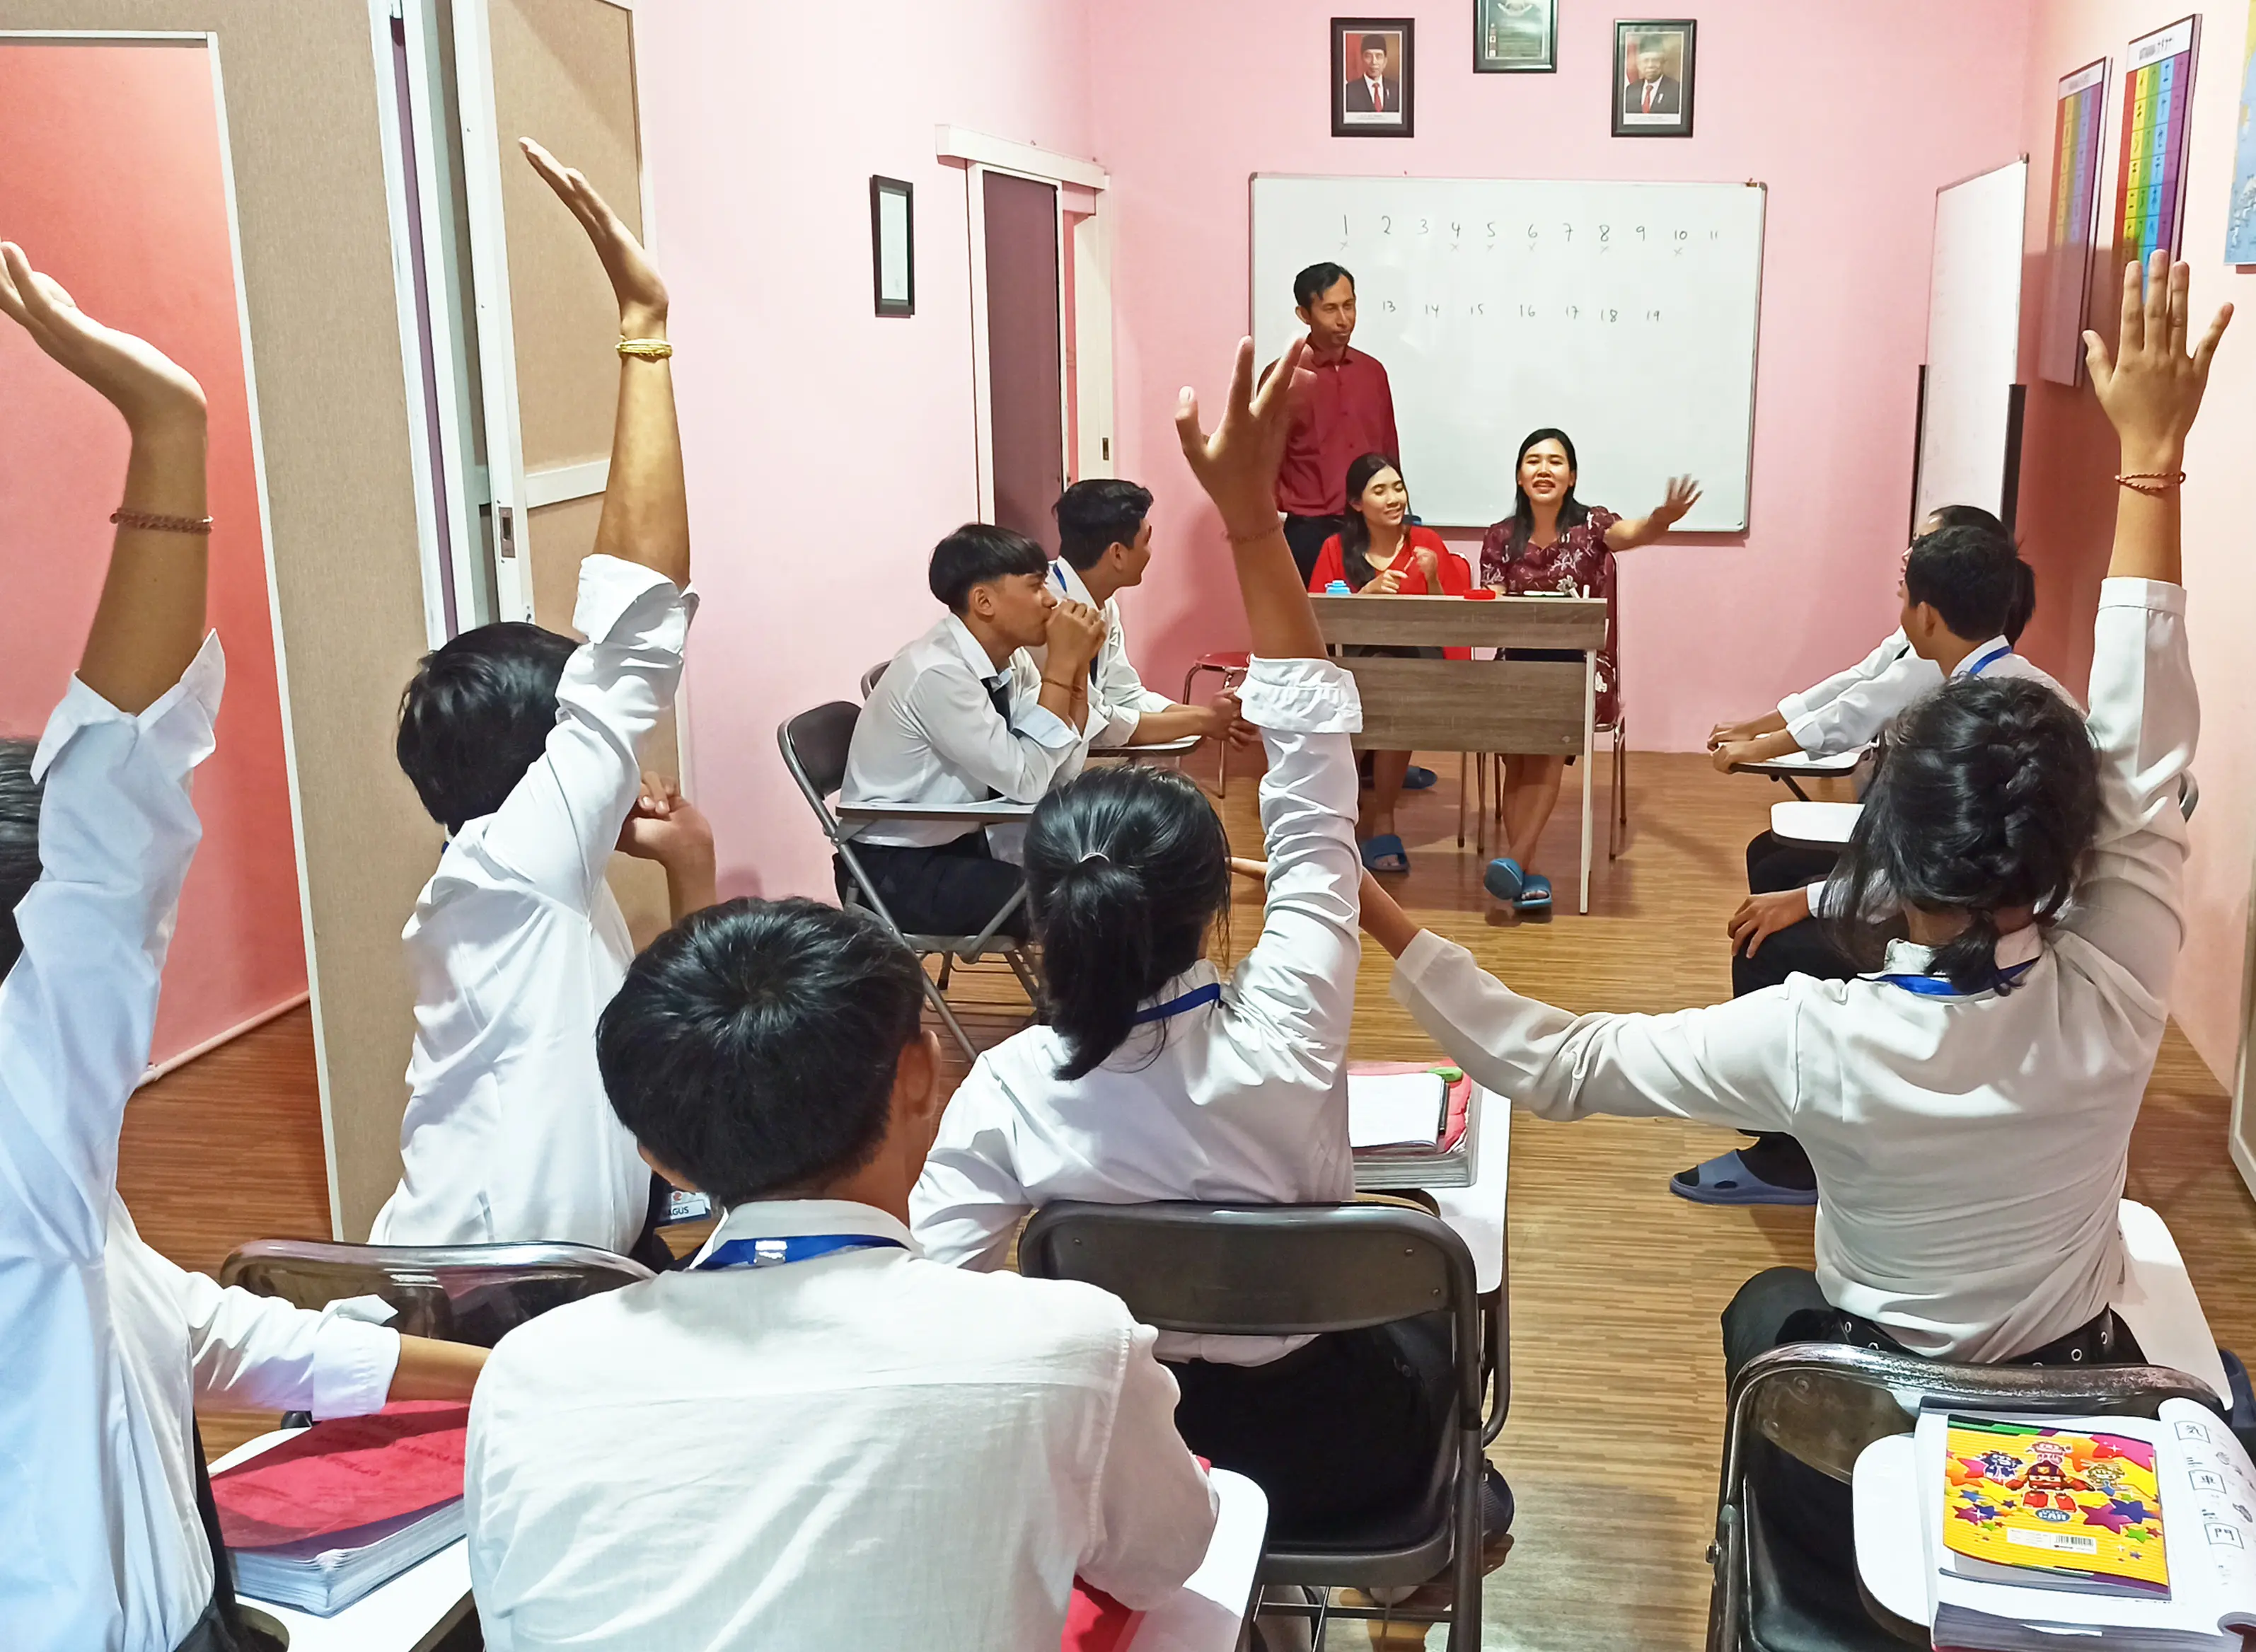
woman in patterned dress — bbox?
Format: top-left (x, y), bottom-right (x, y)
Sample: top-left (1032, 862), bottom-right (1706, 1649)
top-left (1478, 427), bottom-right (1699, 910)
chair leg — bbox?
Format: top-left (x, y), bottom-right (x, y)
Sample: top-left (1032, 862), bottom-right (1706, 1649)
top-left (1609, 722), bottom-right (1629, 860)
top-left (919, 970), bottom-right (978, 1064)
top-left (1456, 752), bottom-right (1469, 848)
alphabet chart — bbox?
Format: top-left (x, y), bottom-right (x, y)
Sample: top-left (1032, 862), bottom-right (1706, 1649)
top-left (2114, 16), bottom-right (2200, 267)
top-left (1251, 175), bottom-right (1767, 528)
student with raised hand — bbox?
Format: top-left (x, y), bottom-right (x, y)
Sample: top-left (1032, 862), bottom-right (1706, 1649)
top-left (375, 139), bottom-right (710, 1269)
top-left (0, 243), bottom-right (483, 1652)
top-left (463, 899), bottom-right (1217, 1648)
top-left (1360, 254), bottom-right (2226, 1388)
top-left (910, 338), bottom-right (1515, 1570)
top-left (840, 524), bottom-right (1107, 940)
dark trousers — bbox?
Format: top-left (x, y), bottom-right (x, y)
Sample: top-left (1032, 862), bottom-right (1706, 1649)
top-left (1170, 1316), bottom-right (1453, 1533)
top-left (837, 832), bottom-right (1029, 941)
top-left (183, 1420), bottom-right (257, 1652)
top-left (1733, 834), bottom-right (1858, 1181)
top-left (1282, 513), bottom-right (1346, 587)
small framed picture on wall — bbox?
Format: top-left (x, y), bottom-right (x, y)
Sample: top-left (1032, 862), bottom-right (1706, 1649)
top-left (1613, 19), bottom-right (1696, 137)
top-left (1333, 18), bottom-right (1415, 137)
top-left (870, 175), bottom-right (913, 318)
top-left (1475, 0), bottom-right (1556, 73)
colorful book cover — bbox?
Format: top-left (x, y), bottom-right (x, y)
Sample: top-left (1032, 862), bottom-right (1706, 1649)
top-left (1941, 1417), bottom-right (2169, 1596)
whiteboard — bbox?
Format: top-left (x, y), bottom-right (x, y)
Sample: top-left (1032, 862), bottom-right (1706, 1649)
top-left (1914, 159), bottom-right (2027, 524)
top-left (1250, 175), bottom-right (1767, 529)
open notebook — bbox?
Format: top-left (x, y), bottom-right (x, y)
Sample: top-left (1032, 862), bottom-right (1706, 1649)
top-left (1916, 1402), bottom-right (2256, 1651)
top-left (1347, 1063), bottom-right (1476, 1189)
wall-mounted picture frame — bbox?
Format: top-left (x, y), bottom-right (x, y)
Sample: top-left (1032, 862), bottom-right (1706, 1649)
top-left (1332, 17), bottom-right (1415, 138)
top-left (1612, 18), bottom-right (1696, 137)
top-left (1475, 0), bottom-right (1556, 73)
top-left (870, 175), bottom-right (913, 318)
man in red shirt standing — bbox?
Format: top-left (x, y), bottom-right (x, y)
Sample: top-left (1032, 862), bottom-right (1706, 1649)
top-left (1268, 262), bottom-right (1401, 584)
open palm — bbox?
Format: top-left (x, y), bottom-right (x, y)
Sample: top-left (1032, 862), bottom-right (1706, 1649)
top-left (0, 242), bottom-right (204, 425)
top-left (521, 138), bottom-right (669, 325)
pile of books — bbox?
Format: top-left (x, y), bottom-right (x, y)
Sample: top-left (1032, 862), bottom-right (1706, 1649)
top-left (214, 1401), bottom-right (469, 1616)
top-left (1347, 1062), bottom-right (1477, 1191)
top-left (1915, 1400), bottom-right (2256, 1651)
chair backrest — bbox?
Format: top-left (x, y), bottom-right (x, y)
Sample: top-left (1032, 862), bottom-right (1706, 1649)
top-left (1020, 1200), bottom-right (1483, 1413)
top-left (219, 1238), bottom-right (653, 1348)
top-left (2180, 771), bottom-right (2199, 821)
top-left (860, 659), bottom-right (891, 700)
top-left (778, 700), bottom-right (861, 807)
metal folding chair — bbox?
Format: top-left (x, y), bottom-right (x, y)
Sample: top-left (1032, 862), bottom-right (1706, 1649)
top-left (1020, 1199), bottom-right (1491, 1650)
top-left (1182, 651), bottom-right (1251, 797)
top-left (778, 701), bottom-right (1041, 1063)
top-left (218, 1238), bottom-right (651, 1348)
top-left (1708, 1341), bottom-right (2217, 1651)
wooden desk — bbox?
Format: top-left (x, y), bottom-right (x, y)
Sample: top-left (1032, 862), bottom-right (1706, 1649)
top-left (1311, 594), bottom-right (1609, 911)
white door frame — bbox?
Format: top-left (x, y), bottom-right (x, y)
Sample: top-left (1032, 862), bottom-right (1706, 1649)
top-left (938, 127), bottom-right (1113, 519)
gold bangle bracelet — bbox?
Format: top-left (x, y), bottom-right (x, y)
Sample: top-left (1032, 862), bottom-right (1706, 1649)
top-left (617, 337), bottom-right (673, 360)
top-left (110, 507), bottom-right (214, 536)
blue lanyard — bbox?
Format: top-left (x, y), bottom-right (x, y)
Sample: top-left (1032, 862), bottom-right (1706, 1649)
top-left (692, 1234), bottom-right (905, 1272)
top-left (1053, 562), bottom-right (1068, 592)
top-left (1962, 643), bottom-right (2013, 678)
top-left (1876, 959), bottom-right (2036, 997)
top-left (1133, 981), bottom-right (1222, 1024)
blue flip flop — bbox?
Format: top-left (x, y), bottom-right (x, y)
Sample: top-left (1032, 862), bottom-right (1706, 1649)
top-left (1401, 765), bottom-right (1438, 791)
top-left (1483, 857), bottom-right (1525, 903)
top-left (1361, 833), bottom-right (1410, 874)
top-left (1515, 872), bottom-right (1552, 912)
top-left (1670, 1148), bottom-right (1820, 1208)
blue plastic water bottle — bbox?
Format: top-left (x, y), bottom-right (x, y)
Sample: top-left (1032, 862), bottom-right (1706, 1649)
top-left (1325, 579), bottom-right (1350, 595)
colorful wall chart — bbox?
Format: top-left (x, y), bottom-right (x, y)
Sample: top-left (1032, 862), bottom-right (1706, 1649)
top-left (2227, 1), bottom-right (2256, 263)
top-left (2114, 17), bottom-right (2201, 275)
top-left (2040, 58), bottom-right (2109, 386)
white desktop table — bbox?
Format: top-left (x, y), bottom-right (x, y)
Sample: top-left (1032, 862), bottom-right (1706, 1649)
top-left (1127, 1469), bottom-right (1268, 1651)
top-left (1771, 799), bottom-right (1863, 850)
top-left (1732, 745), bottom-right (1868, 802)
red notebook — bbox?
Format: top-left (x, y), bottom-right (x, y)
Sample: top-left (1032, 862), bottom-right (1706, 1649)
top-left (212, 1402), bottom-right (469, 1549)
top-left (1062, 1583), bottom-right (1143, 1652)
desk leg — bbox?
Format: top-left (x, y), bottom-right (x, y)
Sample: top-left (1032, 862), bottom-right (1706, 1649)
top-left (1783, 776), bottom-right (1812, 804)
top-left (1580, 652), bottom-right (1595, 915)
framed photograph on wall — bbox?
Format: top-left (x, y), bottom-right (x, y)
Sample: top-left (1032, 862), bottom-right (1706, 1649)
top-left (870, 175), bottom-right (913, 318)
top-left (1612, 18), bottom-right (1695, 137)
top-left (1475, 0), bottom-right (1556, 73)
top-left (1333, 18), bottom-right (1415, 137)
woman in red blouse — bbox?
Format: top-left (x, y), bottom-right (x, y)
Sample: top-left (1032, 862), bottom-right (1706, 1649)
top-left (1477, 427), bottom-right (1699, 910)
top-left (1308, 454), bottom-right (1469, 873)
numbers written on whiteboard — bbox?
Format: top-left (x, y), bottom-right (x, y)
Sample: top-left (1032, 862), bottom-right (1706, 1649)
top-left (1352, 301), bottom-right (1660, 323)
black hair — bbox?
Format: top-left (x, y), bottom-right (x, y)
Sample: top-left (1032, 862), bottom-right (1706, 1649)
top-left (1921, 505), bottom-right (2035, 643)
top-left (1054, 478), bottom-right (1153, 574)
top-left (1024, 766), bottom-right (1232, 1081)
top-left (1903, 523), bottom-right (2025, 641)
top-left (1822, 677), bottom-right (2099, 993)
top-left (395, 623), bottom-right (576, 836)
top-left (596, 897), bottom-right (926, 1207)
top-left (1496, 427), bottom-right (1590, 560)
top-left (1338, 451), bottom-right (1404, 589)
top-left (1294, 261), bottom-right (1354, 311)
top-left (0, 739), bottom-right (40, 978)
top-left (928, 522), bottom-right (1048, 612)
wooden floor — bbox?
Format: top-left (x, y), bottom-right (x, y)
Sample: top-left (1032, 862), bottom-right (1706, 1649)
top-left (125, 750), bottom-right (2256, 1650)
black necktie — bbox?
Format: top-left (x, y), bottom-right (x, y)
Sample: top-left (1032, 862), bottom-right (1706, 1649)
top-left (988, 676), bottom-right (1012, 724)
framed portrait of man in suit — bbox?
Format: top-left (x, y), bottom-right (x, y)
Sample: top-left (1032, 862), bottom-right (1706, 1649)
top-left (1613, 19), bottom-right (1696, 137)
top-left (1333, 18), bottom-right (1415, 137)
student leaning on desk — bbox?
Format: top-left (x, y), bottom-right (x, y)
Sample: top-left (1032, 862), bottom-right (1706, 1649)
top-left (0, 241), bottom-right (485, 1652)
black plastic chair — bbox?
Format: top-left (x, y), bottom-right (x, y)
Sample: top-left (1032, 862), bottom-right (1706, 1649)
top-left (1019, 1199), bottom-right (1489, 1650)
top-left (218, 1237), bottom-right (652, 1349)
top-left (1708, 1341), bottom-right (2219, 1651)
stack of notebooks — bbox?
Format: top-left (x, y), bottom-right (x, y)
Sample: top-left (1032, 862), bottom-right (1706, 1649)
top-left (1347, 1062), bottom-right (1477, 1189)
top-left (1914, 1401), bottom-right (2256, 1650)
top-left (214, 1400), bottom-right (470, 1616)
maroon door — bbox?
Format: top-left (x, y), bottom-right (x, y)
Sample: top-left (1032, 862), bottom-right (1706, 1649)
top-left (983, 171), bottom-right (1064, 553)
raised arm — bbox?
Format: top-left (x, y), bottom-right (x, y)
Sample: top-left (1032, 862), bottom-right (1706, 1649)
top-left (522, 139), bottom-right (686, 591)
top-left (1603, 474), bottom-right (1700, 551)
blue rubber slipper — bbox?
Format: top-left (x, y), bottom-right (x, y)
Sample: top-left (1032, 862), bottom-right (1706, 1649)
top-left (1360, 833), bottom-right (1410, 874)
top-left (1483, 857), bottom-right (1525, 903)
top-left (1515, 872), bottom-right (1553, 912)
top-left (1670, 1148), bottom-right (1820, 1208)
top-left (1401, 765), bottom-right (1438, 791)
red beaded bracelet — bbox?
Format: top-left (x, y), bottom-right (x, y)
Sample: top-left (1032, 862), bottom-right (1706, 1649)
top-left (2115, 470), bottom-right (2186, 497)
top-left (110, 507), bottom-right (214, 536)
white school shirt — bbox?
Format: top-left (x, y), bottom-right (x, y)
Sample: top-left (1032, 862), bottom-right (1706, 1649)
top-left (1394, 579), bottom-right (2192, 1363)
top-left (1034, 558), bottom-right (1176, 749)
top-left (0, 642), bottom-right (399, 1652)
top-left (1778, 629), bottom-right (1941, 757)
top-left (910, 657), bottom-right (1363, 1365)
top-left (371, 556), bottom-right (695, 1254)
top-left (464, 1198), bottom-right (1217, 1651)
top-left (843, 611), bottom-right (1088, 848)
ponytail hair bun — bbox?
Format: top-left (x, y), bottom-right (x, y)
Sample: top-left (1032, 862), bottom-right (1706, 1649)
top-left (1024, 766), bottom-right (1232, 1080)
top-left (1823, 677), bottom-right (2099, 993)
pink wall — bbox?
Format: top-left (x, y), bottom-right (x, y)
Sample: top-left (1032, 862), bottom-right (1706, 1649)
top-left (636, 0), bottom-right (1094, 901)
top-left (0, 42), bottom-right (306, 1064)
top-left (1091, 0), bottom-right (2035, 753)
top-left (2009, 4), bottom-right (2256, 1085)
